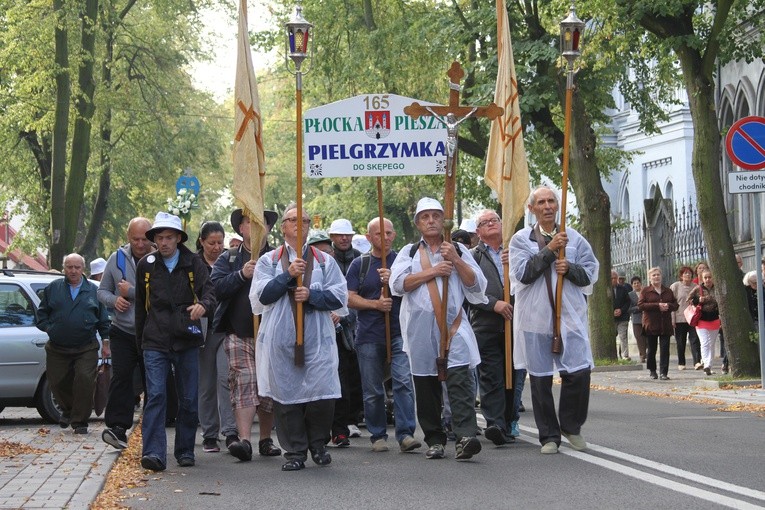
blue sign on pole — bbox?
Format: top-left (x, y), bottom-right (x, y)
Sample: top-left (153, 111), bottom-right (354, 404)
top-left (176, 174), bottom-right (200, 196)
top-left (725, 116), bottom-right (765, 170)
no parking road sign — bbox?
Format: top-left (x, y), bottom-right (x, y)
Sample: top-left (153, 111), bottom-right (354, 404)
top-left (726, 116), bottom-right (765, 170)
top-left (726, 116), bottom-right (765, 193)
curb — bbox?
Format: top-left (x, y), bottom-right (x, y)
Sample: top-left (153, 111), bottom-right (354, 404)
top-left (593, 364), bottom-right (644, 373)
top-left (694, 378), bottom-right (762, 389)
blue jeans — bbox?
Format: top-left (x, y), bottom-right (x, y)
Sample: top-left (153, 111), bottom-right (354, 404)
top-left (356, 336), bottom-right (416, 443)
top-left (511, 368), bottom-right (527, 422)
top-left (143, 348), bottom-right (199, 464)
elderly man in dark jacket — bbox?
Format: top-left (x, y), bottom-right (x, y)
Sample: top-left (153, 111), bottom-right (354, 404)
top-left (135, 212), bottom-right (216, 472)
top-left (36, 253), bottom-right (111, 434)
top-left (469, 210), bottom-right (521, 446)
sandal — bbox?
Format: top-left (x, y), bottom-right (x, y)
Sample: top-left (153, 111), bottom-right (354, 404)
top-left (259, 437), bottom-right (282, 457)
top-left (281, 459), bottom-right (305, 471)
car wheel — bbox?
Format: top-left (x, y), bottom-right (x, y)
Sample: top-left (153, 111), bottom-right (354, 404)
top-left (35, 377), bottom-right (62, 424)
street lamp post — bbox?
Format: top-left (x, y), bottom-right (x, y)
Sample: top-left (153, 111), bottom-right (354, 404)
top-left (553, 2), bottom-right (584, 354)
top-left (285, 3), bottom-right (313, 366)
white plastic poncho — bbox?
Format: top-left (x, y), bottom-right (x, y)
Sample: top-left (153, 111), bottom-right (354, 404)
top-left (390, 241), bottom-right (488, 376)
top-left (249, 244), bottom-right (347, 405)
top-left (509, 226), bottom-right (599, 377)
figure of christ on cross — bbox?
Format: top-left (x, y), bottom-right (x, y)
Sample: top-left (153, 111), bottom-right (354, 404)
top-left (404, 60), bottom-right (503, 380)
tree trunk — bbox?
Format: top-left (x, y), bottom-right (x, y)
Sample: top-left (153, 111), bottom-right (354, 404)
top-left (80, 25), bottom-right (116, 260)
top-left (677, 50), bottom-right (760, 377)
top-left (64, 0), bottom-right (99, 255)
top-left (565, 77), bottom-right (617, 360)
top-left (50, 0), bottom-right (70, 270)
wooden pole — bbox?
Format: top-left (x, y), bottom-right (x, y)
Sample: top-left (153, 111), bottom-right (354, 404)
top-left (504, 265), bottom-right (513, 389)
top-left (553, 69), bottom-right (574, 355)
top-left (294, 73), bottom-right (305, 366)
top-left (376, 178), bottom-right (392, 364)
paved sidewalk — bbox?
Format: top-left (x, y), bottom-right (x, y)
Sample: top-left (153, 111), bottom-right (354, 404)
top-left (0, 414), bottom-right (119, 509)
top-left (0, 360), bottom-right (761, 509)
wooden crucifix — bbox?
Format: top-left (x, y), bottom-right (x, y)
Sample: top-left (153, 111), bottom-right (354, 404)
top-left (404, 61), bottom-right (503, 381)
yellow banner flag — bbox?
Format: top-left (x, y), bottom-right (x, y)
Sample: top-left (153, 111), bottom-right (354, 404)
top-left (233, 0), bottom-right (266, 254)
top-left (484, 0), bottom-right (530, 245)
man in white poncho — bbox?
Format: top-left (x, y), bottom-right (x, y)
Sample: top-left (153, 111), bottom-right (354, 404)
top-left (390, 197), bottom-right (488, 461)
top-left (249, 204), bottom-right (348, 472)
top-left (510, 186), bottom-right (599, 455)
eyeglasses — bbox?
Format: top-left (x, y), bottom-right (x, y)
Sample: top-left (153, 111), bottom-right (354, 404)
top-left (283, 217), bottom-right (311, 225)
top-left (477, 218), bottom-right (501, 228)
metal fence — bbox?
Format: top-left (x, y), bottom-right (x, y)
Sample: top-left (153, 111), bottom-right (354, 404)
top-left (611, 198), bottom-right (708, 280)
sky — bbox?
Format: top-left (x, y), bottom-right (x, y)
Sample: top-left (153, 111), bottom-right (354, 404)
top-left (191, 1), bottom-right (278, 102)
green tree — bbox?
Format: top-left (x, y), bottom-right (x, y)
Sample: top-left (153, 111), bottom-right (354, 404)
top-left (0, 0), bottom-right (230, 265)
top-left (616, 0), bottom-right (764, 376)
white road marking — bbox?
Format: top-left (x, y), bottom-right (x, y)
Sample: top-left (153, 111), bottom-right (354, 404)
top-left (517, 426), bottom-right (765, 509)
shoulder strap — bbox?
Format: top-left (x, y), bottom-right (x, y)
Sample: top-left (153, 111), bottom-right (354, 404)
top-left (417, 245), bottom-right (462, 342)
top-left (143, 258), bottom-right (156, 312)
top-left (188, 271), bottom-right (198, 304)
top-left (310, 246), bottom-right (326, 279)
top-left (357, 253), bottom-right (372, 292)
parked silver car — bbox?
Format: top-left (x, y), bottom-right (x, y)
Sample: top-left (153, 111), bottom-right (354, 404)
top-left (0, 269), bottom-right (103, 423)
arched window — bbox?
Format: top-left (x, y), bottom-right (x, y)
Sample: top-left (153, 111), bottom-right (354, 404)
top-left (719, 96), bottom-right (735, 235)
top-left (664, 181), bottom-right (673, 201)
top-left (621, 186), bottom-right (630, 219)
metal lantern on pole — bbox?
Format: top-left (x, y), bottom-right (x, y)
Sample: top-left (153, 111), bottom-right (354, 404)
top-left (285, 3), bottom-right (313, 366)
top-left (552, 1), bottom-right (584, 354)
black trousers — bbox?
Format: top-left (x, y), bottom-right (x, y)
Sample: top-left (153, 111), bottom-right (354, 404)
top-left (529, 368), bottom-right (590, 446)
top-left (274, 399), bottom-right (334, 462)
top-left (105, 325), bottom-right (145, 430)
top-left (331, 341), bottom-right (362, 437)
top-left (476, 330), bottom-right (513, 433)
top-left (413, 364), bottom-right (477, 446)
top-left (645, 334), bottom-right (670, 376)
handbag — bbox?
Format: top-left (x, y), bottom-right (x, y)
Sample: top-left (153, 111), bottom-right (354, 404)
top-left (683, 303), bottom-right (702, 327)
top-left (93, 360), bottom-right (111, 417)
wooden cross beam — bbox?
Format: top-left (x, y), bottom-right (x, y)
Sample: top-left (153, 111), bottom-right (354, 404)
top-left (404, 62), bottom-right (503, 123)
top-left (404, 61), bottom-right (503, 381)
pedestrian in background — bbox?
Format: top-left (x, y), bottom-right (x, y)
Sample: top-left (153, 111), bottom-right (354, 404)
top-left (670, 266), bottom-right (700, 370)
top-left (98, 217), bottom-right (153, 449)
top-left (211, 209), bottom-right (281, 461)
top-left (628, 276), bottom-right (647, 363)
top-left (688, 270), bottom-right (720, 376)
top-left (90, 258), bottom-right (107, 282)
top-left (36, 253), bottom-right (111, 434)
top-left (612, 269), bottom-right (632, 360)
top-left (327, 218), bottom-right (363, 444)
top-left (346, 217), bottom-right (421, 454)
top-left (639, 267), bottom-right (679, 381)
top-left (195, 221), bottom-right (238, 454)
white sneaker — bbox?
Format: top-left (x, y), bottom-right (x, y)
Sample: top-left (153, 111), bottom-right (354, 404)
top-left (371, 439), bottom-right (389, 452)
top-left (348, 425), bottom-right (362, 438)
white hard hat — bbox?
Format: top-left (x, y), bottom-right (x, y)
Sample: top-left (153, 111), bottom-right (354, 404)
top-left (414, 197), bottom-right (443, 221)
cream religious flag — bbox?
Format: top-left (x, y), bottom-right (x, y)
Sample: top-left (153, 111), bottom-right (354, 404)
top-left (484, 0), bottom-right (530, 245)
top-left (233, 0), bottom-right (266, 254)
